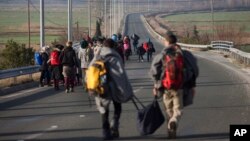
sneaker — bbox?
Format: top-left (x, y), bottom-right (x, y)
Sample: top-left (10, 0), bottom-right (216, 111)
top-left (65, 89), bottom-right (69, 93)
top-left (141, 59), bottom-right (144, 62)
top-left (39, 84), bottom-right (44, 87)
top-left (69, 88), bottom-right (74, 92)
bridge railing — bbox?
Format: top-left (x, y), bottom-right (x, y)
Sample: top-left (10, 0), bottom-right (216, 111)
top-left (141, 15), bottom-right (250, 66)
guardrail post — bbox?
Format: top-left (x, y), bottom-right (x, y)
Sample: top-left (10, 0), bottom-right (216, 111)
top-left (13, 77), bottom-right (17, 85)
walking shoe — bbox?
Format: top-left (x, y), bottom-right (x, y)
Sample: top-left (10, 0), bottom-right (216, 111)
top-left (69, 88), bottom-right (74, 92)
top-left (168, 121), bottom-right (177, 139)
top-left (54, 86), bottom-right (59, 91)
top-left (103, 129), bottom-right (113, 140)
top-left (39, 84), bottom-right (44, 87)
top-left (65, 89), bottom-right (69, 93)
top-left (111, 128), bottom-right (119, 138)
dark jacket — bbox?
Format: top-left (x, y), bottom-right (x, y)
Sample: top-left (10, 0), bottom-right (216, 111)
top-left (61, 46), bottom-right (78, 67)
top-left (40, 52), bottom-right (49, 71)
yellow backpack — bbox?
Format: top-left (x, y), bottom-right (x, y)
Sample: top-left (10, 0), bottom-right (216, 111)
top-left (86, 60), bottom-right (108, 95)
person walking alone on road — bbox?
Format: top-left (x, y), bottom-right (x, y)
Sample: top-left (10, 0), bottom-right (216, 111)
top-left (61, 41), bottom-right (79, 93)
top-left (150, 33), bottom-right (187, 139)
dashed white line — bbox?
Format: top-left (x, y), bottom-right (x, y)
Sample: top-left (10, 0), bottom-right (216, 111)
top-left (133, 87), bottom-right (143, 93)
top-left (19, 125), bottom-right (58, 141)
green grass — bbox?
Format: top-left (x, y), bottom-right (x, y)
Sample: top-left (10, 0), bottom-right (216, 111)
top-left (164, 11), bottom-right (250, 32)
top-left (0, 10), bottom-right (89, 30)
top-left (239, 45), bottom-right (250, 53)
top-left (0, 35), bottom-right (61, 45)
top-left (0, 8), bottom-right (90, 45)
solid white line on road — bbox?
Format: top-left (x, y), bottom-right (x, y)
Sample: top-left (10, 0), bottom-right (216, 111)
top-left (80, 115), bottom-right (85, 118)
top-left (19, 125), bottom-right (58, 141)
top-left (0, 87), bottom-right (42, 100)
top-left (133, 87), bottom-right (143, 93)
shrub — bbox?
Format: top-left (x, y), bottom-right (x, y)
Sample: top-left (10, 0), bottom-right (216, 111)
top-left (0, 40), bottom-right (34, 70)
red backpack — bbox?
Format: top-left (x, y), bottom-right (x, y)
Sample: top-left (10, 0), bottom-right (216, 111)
top-left (162, 46), bottom-right (184, 90)
top-left (143, 42), bottom-right (149, 52)
top-left (51, 51), bottom-right (60, 65)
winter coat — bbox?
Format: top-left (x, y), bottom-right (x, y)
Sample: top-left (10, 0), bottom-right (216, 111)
top-left (89, 47), bottom-right (134, 103)
top-left (78, 47), bottom-right (93, 69)
top-left (40, 52), bottom-right (49, 71)
top-left (61, 46), bottom-right (78, 67)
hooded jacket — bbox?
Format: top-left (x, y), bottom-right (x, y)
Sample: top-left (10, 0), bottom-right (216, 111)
top-left (89, 47), bottom-right (134, 103)
top-left (61, 46), bottom-right (78, 67)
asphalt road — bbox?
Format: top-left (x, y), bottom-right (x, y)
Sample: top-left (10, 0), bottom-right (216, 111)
top-left (1, 13), bottom-right (250, 141)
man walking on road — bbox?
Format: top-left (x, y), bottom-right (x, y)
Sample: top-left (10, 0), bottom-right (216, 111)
top-left (150, 33), bottom-right (197, 139)
top-left (87, 39), bottom-right (133, 140)
top-left (61, 41), bottom-right (79, 93)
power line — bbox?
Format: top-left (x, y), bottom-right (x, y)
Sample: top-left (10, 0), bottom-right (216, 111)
top-left (28, 0), bottom-right (65, 27)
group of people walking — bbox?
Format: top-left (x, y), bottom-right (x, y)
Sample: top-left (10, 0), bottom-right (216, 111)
top-left (37, 32), bottom-right (198, 140)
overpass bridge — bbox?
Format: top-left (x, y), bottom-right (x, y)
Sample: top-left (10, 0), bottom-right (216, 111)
top-left (0, 13), bottom-right (250, 141)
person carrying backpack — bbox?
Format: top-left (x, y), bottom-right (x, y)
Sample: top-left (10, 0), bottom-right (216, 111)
top-left (150, 33), bottom-right (197, 139)
top-left (86, 38), bottom-right (133, 140)
top-left (61, 41), bottom-right (79, 93)
top-left (131, 33), bottom-right (140, 54)
top-left (39, 46), bottom-right (51, 87)
top-left (49, 45), bottom-right (62, 90)
top-left (147, 38), bottom-right (156, 62)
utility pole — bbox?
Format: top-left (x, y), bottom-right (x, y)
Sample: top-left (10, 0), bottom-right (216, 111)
top-left (75, 21), bottom-right (79, 40)
top-left (110, 0), bottom-right (112, 37)
top-left (68, 0), bottom-right (72, 41)
top-left (40, 0), bottom-right (44, 48)
top-left (28, 0), bottom-right (31, 48)
top-left (88, 0), bottom-right (91, 37)
top-left (210, 0), bottom-right (215, 40)
top-left (104, 0), bottom-right (107, 37)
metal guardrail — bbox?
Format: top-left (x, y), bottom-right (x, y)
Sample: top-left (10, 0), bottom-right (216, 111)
top-left (141, 15), bottom-right (250, 66)
top-left (0, 42), bottom-right (81, 80)
top-left (0, 66), bottom-right (40, 79)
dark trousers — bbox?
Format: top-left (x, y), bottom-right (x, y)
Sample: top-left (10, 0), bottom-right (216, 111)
top-left (138, 53), bottom-right (144, 61)
top-left (64, 77), bottom-right (75, 90)
top-left (40, 69), bottom-right (50, 85)
top-left (102, 101), bottom-right (122, 130)
top-left (147, 52), bottom-right (153, 62)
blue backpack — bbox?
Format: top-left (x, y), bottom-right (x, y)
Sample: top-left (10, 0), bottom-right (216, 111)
top-left (34, 52), bottom-right (42, 65)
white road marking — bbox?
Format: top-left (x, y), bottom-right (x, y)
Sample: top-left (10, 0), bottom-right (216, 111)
top-left (20, 125), bottom-right (58, 140)
top-left (80, 115), bottom-right (85, 118)
top-left (0, 87), bottom-right (42, 99)
top-left (133, 87), bottom-right (143, 93)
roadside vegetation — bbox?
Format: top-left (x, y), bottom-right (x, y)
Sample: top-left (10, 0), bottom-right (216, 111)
top-left (146, 10), bottom-right (250, 52)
